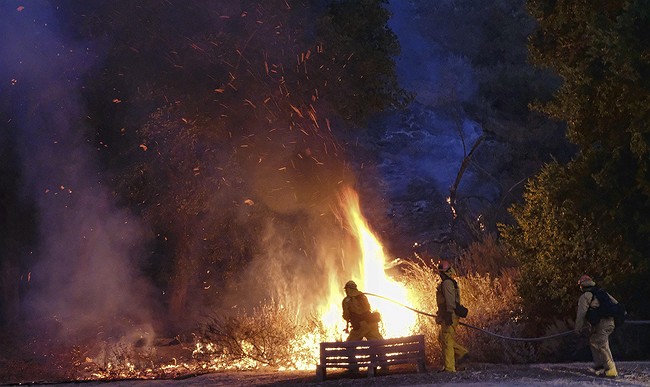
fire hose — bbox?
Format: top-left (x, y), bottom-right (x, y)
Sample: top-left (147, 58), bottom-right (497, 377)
top-left (364, 292), bottom-right (650, 342)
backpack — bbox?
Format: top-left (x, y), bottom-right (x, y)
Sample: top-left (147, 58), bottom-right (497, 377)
top-left (585, 287), bottom-right (627, 329)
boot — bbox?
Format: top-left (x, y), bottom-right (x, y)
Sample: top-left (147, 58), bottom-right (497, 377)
top-left (604, 366), bottom-right (618, 378)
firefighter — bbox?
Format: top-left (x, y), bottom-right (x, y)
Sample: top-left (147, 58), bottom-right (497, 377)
top-left (436, 260), bottom-right (468, 372)
top-left (341, 280), bottom-right (383, 341)
top-left (575, 274), bottom-right (618, 377)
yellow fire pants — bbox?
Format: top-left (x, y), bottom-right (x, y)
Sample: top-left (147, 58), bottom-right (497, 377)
top-left (439, 315), bottom-right (468, 372)
top-left (590, 317), bottom-right (616, 372)
top-left (346, 320), bottom-right (383, 341)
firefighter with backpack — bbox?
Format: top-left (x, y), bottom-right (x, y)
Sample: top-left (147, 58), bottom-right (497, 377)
top-left (575, 274), bottom-right (620, 377)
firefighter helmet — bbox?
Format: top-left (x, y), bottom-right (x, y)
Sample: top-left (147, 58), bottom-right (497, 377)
top-left (578, 274), bottom-right (595, 287)
top-left (344, 280), bottom-right (358, 290)
top-left (438, 260), bottom-right (452, 272)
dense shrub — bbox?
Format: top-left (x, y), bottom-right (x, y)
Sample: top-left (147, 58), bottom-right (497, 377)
top-left (402, 257), bottom-right (537, 365)
top-left (195, 302), bottom-right (326, 370)
top-left (500, 161), bottom-right (635, 319)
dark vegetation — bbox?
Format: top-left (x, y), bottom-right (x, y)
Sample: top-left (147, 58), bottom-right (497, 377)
top-left (501, 0), bottom-right (650, 321)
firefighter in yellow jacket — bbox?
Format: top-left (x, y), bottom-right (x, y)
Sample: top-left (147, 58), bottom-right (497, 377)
top-left (436, 260), bottom-right (468, 372)
top-left (342, 280), bottom-right (383, 341)
top-left (575, 274), bottom-right (618, 377)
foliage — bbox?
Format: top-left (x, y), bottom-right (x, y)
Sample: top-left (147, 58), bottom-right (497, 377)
top-left (195, 302), bottom-right (325, 370)
top-left (501, 0), bottom-right (650, 320)
top-left (405, 252), bottom-right (650, 363)
top-left (317, 0), bottom-right (412, 123)
top-left (457, 233), bottom-right (518, 276)
top-left (92, 341), bottom-right (157, 379)
top-left (526, 0), bottom-right (650, 229)
top-left (192, 253), bottom-right (648, 369)
top-left (50, 0), bottom-right (411, 329)
top-left (500, 161), bottom-right (634, 318)
top-left (60, 0), bottom-right (410, 130)
top-left (193, 257), bottom-right (537, 369)
top-left (527, 0), bottom-right (650, 150)
top-left (407, 0), bottom-right (573, 247)
top-left (412, 0), bottom-right (561, 120)
top-left (402, 257), bottom-right (537, 365)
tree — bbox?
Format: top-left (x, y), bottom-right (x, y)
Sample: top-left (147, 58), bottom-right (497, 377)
top-left (500, 161), bottom-right (634, 318)
top-left (503, 0), bottom-right (650, 318)
top-left (317, 0), bottom-right (411, 123)
top-left (402, 0), bottom-right (573, 248)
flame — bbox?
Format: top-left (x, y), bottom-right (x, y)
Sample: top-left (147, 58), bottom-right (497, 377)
top-left (79, 186), bottom-right (419, 378)
top-left (314, 187), bottom-right (417, 342)
top-left (332, 186), bottom-right (417, 338)
top-left (282, 186), bottom-right (418, 369)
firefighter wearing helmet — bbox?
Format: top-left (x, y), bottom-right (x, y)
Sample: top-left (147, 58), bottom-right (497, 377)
top-left (435, 260), bottom-right (468, 372)
top-left (341, 280), bottom-right (383, 341)
top-left (575, 274), bottom-right (619, 377)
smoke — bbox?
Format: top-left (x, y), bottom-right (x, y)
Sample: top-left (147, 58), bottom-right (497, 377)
top-left (0, 2), bottom-right (154, 341)
top-left (217, 113), bottom-right (360, 316)
top-left (0, 1), bottom-right (392, 342)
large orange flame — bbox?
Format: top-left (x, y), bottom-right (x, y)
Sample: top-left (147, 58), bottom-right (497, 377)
top-left (191, 186), bottom-right (419, 373)
top-left (318, 187), bottom-right (416, 341)
top-left (83, 186), bottom-right (421, 377)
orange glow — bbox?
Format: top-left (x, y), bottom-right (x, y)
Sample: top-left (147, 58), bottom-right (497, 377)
top-left (88, 185), bottom-right (419, 377)
top-left (333, 186), bottom-right (417, 339)
top-left (291, 186), bottom-right (418, 369)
